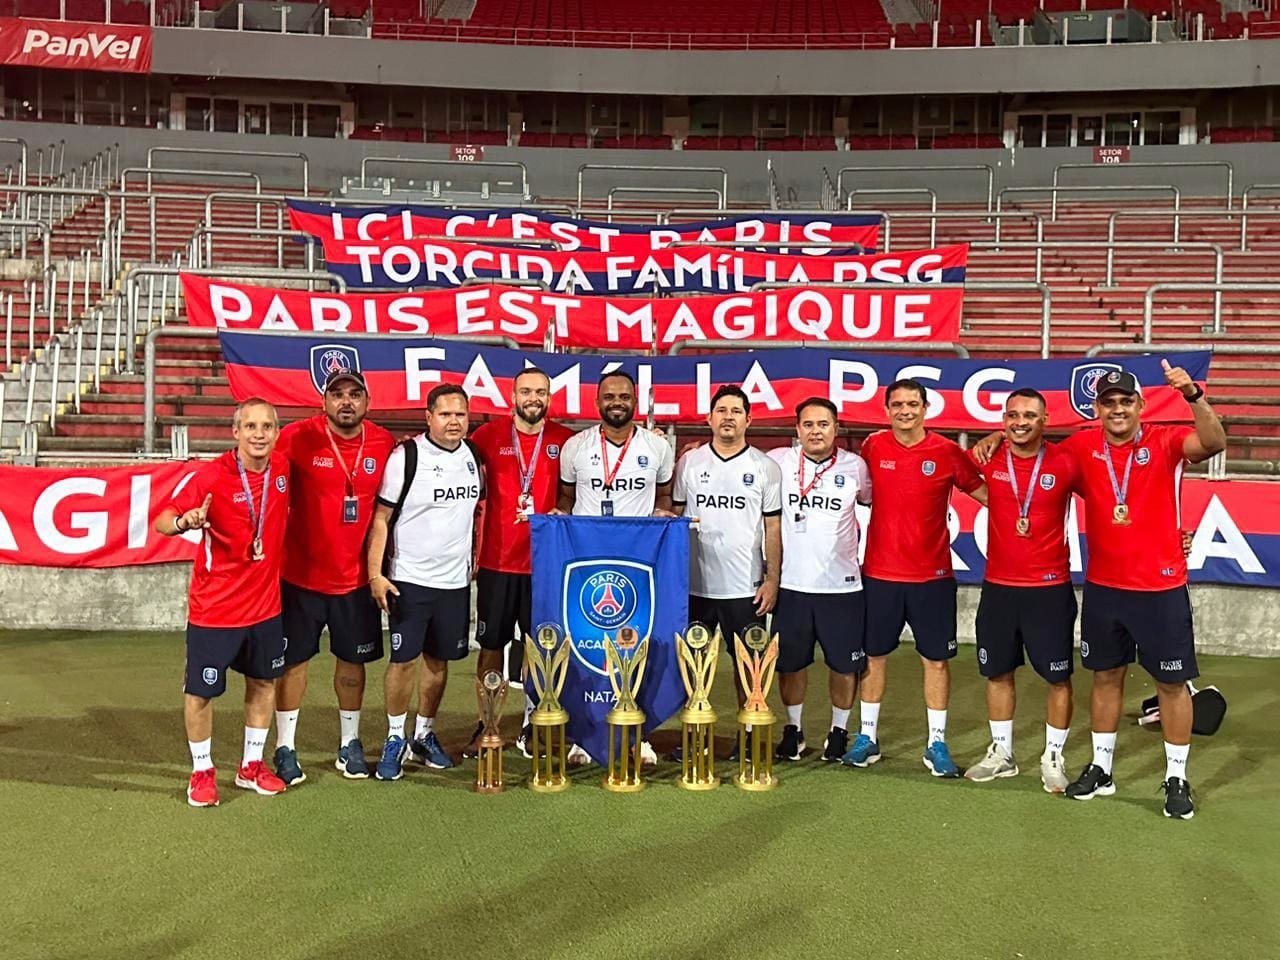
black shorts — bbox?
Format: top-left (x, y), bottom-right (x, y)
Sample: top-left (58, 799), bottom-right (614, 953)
top-left (863, 575), bottom-right (958, 662)
top-left (975, 581), bottom-right (1077, 683)
top-left (184, 615), bottom-right (285, 698)
top-left (1081, 582), bottom-right (1199, 684)
top-left (281, 580), bottom-right (383, 667)
top-left (689, 595), bottom-right (763, 652)
top-left (476, 568), bottom-right (530, 681)
top-left (388, 581), bottom-right (472, 664)
top-left (772, 589), bottom-right (867, 676)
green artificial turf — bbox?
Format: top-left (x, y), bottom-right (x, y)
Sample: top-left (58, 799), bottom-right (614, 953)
top-left (1, 631), bottom-right (1277, 960)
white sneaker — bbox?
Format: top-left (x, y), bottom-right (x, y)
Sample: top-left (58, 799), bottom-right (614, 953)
top-left (963, 742), bottom-right (1019, 782)
top-left (640, 740), bottom-right (658, 768)
top-left (1040, 748), bottom-right (1069, 794)
top-left (567, 743), bottom-right (592, 767)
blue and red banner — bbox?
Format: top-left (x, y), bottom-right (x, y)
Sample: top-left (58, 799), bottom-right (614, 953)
top-left (215, 331), bottom-right (1209, 430)
top-left (288, 200), bottom-right (881, 254)
top-left (319, 236), bottom-right (967, 294)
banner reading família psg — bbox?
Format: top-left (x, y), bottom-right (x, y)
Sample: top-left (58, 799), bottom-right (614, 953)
top-left (288, 200), bottom-right (881, 254)
top-left (215, 331), bottom-right (1209, 429)
top-left (2, 463), bottom-right (1278, 589)
top-left (320, 236), bottom-right (968, 294)
top-left (181, 275), bottom-right (964, 349)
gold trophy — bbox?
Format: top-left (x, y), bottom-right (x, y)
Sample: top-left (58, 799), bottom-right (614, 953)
top-left (523, 623), bottom-right (571, 793)
top-left (603, 625), bottom-right (648, 793)
top-left (675, 621), bottom-right (719, 791)
top-left (474, 670), bottom-right (510, 794)
top-left (734, 624), bottom-right (780, 791)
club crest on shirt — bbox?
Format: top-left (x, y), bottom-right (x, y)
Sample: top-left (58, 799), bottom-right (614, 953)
top-left (589, 452), bottom-right (601, 465)
top-left (275, 475), bottom-right (287, 492)
top-left (637, 455), bottom-right (650, 468)
top-left (699, 470), bottom-right (711, 484)
top-left (466, 461), bottom-right (477, 474)
top-left (921, 460), bottom-right (937, 477)
top-left (546, 444), bottom-right (560, 460)
top-left (363, 457), bottom-right (377, 474)
top-left (308, 344), bottom-right (361, 395)
top-left (1040, 474), bottom-right (1056, 490)
top-left (1069, 362), bottom-right (1122, 419)
top-left (1136, 448), bottom-right (1151, 465)
top-left (834, 474), bottom-right (846, 487)
top-left (743, 472), bottom-right (755, 486)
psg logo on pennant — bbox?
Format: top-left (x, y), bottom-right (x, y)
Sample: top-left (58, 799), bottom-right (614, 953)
top-left (921, 460), bottom-right (937, 477)
top-left (308, 344), bottom-right (362, 395)
top-left (363, 457), bottom-right (377, 474)
top-left (1069, 362), bottom-right (1122, 419)
top-left (561, 561), bottom-right (655, 677)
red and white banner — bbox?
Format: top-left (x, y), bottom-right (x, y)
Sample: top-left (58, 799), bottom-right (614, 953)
top-left (182, 275), bottom-right (964, 349)
top-left (3, 460), bottom-right (1277, 587)
top-left (322, 236), bottom-right (969, 295)
top-left (0, 18), bottom-right (151, 73)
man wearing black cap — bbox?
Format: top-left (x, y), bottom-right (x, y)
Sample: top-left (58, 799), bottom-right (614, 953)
top-left (1056, 360), bottom-right (1225, 819)
top-left (271, 369), bottom-right (397, 784)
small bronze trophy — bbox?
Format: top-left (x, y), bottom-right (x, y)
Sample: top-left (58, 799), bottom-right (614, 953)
top-left (734, 624), bottom-right (779, 792)
top-left (603, 625), bottom-right (648, 793)
top-left (474, 669), bottom-right (510, 794)
top-left (523, 623), bottom-right (571, 793)
top-left (676, 622), bottom-right (719, 791)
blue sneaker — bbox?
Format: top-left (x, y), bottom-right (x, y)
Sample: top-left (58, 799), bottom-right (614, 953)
top-left (272, 745), bottom-right (306, 786)
top-left (841, 733), bottom-right (882, 768)
top-left (335, 738), bottom-right (370, 780)
top-left (408, 731), bottom-right (455, 770)
top-left (923, 740), bottom-right (961, 778)
top-left (375, 735), bottom-right (408, 781)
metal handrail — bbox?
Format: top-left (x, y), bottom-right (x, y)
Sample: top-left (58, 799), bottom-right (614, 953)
top-left (966, 238), bottom-right (1222, 291)
top-left (996, 184), bottom-right (1181, 226)
top-left (1238, 183), bottom-right (1280, 250)
top-left (147, 146), bottom-right (310, 195)
top-left (848, 188), bottom-right (938, 245)
top-left (605, 185), bottom-right (725, 212)
top-left (577, 164), bottom-right (729, 210)
top-left (878, 209), bottom-right (1044, 254)
top-left (120, 167), bottom-right (264, 260)
top-left (670, 338), bottom-right (969, 357)
top-left (358, 157), bottom-right (530, 199)
top-left (1105, 207), bottom-right (1280, 252)
top-left (1142, 282), bottom-right (1280, 339)
top-left (1052, 161), bottom-right (1234, 219)
top-left (191, 225), bottom-right (322, 271)
top-left (836, 164), bottom-right (995, 213)
top-left (0, 218), bottom-right (52, 288)
top-left (0, 137), bottom-right (28, 186)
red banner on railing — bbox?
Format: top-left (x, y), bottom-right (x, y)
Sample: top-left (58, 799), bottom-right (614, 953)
top-left (181, 275), bottom-right (964, 349)
top-left (0, 18), bottom-right (152, 73)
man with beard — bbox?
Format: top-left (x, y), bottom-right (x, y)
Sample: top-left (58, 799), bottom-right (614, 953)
top-left (557, 370), bottom-right (675, 766)
top-left (270, 369), bottom-right (396, 785)
top-left (466, 368), bottom-right (574, 756)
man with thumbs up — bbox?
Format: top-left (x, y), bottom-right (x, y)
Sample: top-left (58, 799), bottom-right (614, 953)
top-left (1055, 359), bottom-right (1225, 819)
top-left (156, 398), bottom-right (292, 808)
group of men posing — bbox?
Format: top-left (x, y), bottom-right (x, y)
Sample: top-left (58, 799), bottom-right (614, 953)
top-left (159, 358), bottom-right (1225, 820)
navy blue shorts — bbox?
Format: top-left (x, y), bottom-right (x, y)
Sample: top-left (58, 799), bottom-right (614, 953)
top-left (388, 581), bottom-right (472, 664)
top-left (772, 589), bottom-right (866, 676)
top-left (863, 575), bottom-right (958, 661)
top-left (184, 615), bottom-right (285, 698)
top-left (1081, 582), bottom-right (1199, 684)
top-left (281, 580), bottom-right (383, 667)
top-left (689, 595), bottom-right (763, 652)
top-left (975, 582), bottom-right (1077, 683)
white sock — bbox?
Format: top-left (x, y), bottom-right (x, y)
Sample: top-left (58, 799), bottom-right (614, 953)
top-left (926, 708), bottom-right (948, 746)
top-left (989, 719), bottom-right (1013, 755)
top-left (831, 707), bottom-right (851, 732)
top-left (274, 709), bottom-right (299, 751)
top-left (860, 701), bottom-right (881, 742)
top-left (785, 703), bottom-right (803, 728)
top-left (414, 715), bottom-right (434, 741)
top-left (387, 712), bottom-right (406, 739)
top-left (1164, 742), bottom-right (1190, 781)
top-left (189, 738), bottom-right (213, 772)
top-left (242, 726), bottom-right (268, 767)
top-left (522, 694), bottom-right (535, 727)
top-left (1091, 731), bottom-right (1117, 774)
top-left (338, 710), bottom-right (360, 747)
top-left (1045, 724), bottom-right (1069, 755)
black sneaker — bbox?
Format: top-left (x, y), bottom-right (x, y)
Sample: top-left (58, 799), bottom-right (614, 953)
top-left (1162, 777), bottom-right (1195, 820)
top-left (460, 721), bottom-right (485, 760)
top-left (822, 726), bottom-right (850, 762)
top-left (515, 724), bottom-right (534, 759)
top-left (775, 724), bottom-right (806, 761)
top-left (1065, 763), bottom-right (1116, 800)
top-left (728, 737), bottom-right (752, 763)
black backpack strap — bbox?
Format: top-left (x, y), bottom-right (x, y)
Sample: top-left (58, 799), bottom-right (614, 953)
top-left (383, 437), bottom-right (417, 576)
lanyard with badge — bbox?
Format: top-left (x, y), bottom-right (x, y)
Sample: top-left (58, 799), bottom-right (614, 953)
top-left (234, 452), bottom-right (272, 561)
top-left (599, 427), bottom-right (635, 517)
top-left (512, 420), bottom-right (545, 523)
top-left (326, 423), bottom-right (366, 524)
top-left (1004, 445), bottom-right (1045, 538)
top-left (794, 452), bottom-right (836, 533)
top-left (1103, 426), bottom-right (1141, 525)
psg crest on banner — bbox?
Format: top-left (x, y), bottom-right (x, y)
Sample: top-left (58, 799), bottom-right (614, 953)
top-left (309, 343), bottom-right (362, 394)
top-left (561, 560), bottom-right (656, 677)
top-left (1069, 362), bottom-right (1123, 419)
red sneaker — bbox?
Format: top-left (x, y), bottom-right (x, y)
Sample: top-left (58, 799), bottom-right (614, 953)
top-left (235, 760), bottom-right (287, 796)
top-left (187, 767), bottom-right (220, 808)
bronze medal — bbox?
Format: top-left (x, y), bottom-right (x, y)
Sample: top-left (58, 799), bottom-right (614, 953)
top-left (1015, 517), bottom-right (1031, 537)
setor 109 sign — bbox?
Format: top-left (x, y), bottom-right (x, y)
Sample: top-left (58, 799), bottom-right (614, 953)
top-left (450, 144), bottom-right (484, 162)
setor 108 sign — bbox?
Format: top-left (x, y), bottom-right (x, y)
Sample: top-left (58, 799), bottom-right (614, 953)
top-left (1093, 146), bottom-right (1130, 165)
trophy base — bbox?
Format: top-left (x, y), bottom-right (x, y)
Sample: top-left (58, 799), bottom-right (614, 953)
top-left (678, 776), bottom-right (720, 791)
top-left (474, 782), bottom-right (506, 795)
top-left (602, 777), bottom-right (646, 793)
top-left (734, 773), bottom-right (778, 792)
top-left (529, 777), bottom-right (571, 793)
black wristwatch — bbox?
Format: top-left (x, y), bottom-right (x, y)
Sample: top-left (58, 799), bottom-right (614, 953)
top-left (1184, 385), bottom-right (1205, 403)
